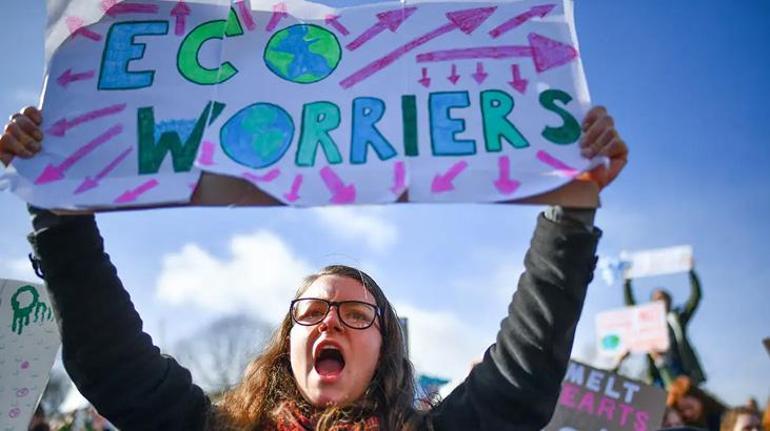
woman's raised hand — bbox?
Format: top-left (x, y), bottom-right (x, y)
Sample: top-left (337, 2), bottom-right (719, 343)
top-left (1, 106), bottom-right (43, 167)
top-left (578, 106), bottom-right (628, 190)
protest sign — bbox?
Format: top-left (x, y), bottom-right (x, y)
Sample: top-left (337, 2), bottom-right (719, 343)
top-left (0, 279), bottom-right (61, 430)
top-left (3, 0), bottom-right (599, 210)
top-left (595, 302), bottom-right (669, 359)
top-left (620, 245), bottom-right (693, 280)
top-left (543, 360), bottom-right (666, 431)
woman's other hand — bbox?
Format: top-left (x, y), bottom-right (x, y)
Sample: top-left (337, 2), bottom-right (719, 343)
top-left (579, 106), bottom-right (628, 190)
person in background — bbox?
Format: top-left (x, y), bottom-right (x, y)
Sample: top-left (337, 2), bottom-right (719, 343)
top-left (28, 405), bottom-right (51, 431)
top-left (624, 268), bottom-right (706, 388)
top-left (720, 407), bottom-right (763, 431)
top-left (667, 376), bottom-right (726, 431)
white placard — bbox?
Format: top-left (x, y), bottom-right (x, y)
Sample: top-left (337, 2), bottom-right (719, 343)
top-left (595, 302), bottom-right (669, 358)
top-left (620, 245), bottom-right (693, 280)
top-left (0, 279), bottom-right (61, 429)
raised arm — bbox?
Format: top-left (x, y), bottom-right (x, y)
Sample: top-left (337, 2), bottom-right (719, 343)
top-left (29, 210), bottom-right (211, 430)
top-left (430, 106), bottom-right (627, 431)
top-left (624, 277), bottom-right (637, 306)
top-left (679, 269), bottom-right (702, 325)
top-left (6, 108), bottom-right (211, 430)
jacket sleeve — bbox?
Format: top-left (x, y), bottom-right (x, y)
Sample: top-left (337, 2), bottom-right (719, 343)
top-left (679, 270), bottom-right (702, 325)
top-left (430, 213), bottom-right (600, 431)
top-left (30, 215), bottom-right (210, 431)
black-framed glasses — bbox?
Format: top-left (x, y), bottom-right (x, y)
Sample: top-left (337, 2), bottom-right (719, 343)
top-left (290, 298), bottom-right (381, 330)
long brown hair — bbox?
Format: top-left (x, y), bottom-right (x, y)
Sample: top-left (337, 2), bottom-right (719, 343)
top-left (211, 265), bottom-right (429, 430)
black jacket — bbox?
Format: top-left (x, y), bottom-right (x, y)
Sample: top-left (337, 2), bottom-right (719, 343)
top-left (31, 212), bottom-right (599, 431)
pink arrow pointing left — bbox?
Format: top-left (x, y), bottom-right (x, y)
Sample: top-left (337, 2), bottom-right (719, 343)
top-left (320, 166), bottom-right (356, 204)
top-left (66, 16), bottom-right (102, 41)
top-left (340, 6), bottom-right (496, 89)
top-left (114, 179), bottom-right (159, 203)
top-left (47, 103), bottom-right (126, 137)
top-left (35, 124), bottom-right (123, 185)
top-left (431, 160), bottom-right (468, 193)
top-left (416, 32), bottom-right (578, 73)
top-left (489, 4), bottom-right (556, 38)
top-left (57, 69), bottom-right (95, 87)
top-left (171, 0), bottom-right (191, 36)
top-left (74, 147), bottom-right (133, 194)
top-left (346, 7), bottom-right (418, 51)
top-left (494, 156), bottom-right (521, 194)
top-left (265, 2), bottom-right (288, 32)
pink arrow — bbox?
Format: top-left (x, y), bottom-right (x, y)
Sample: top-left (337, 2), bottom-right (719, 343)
top-left (57, 68), bottom-right (95, 88)
top-left (114, 179), bottom-right (159, 203)
top-left (35, 124), bottom-right (123, 185)
top-left (447, 64), bottom-right (460, 84)
top-left (171, 0), bottom-right (191, 36)
top-left (340, 6), bottom-right (497, 89)
top-left (325, 15), bottom-right (349, 36)
top-left (471, 62), bottom-right (488, 84)
top-left (74, 147), bottom-right (133, 194)
top-left (536, 150), bottom-right (579, 177)
top-left (346, 7), bottom-right (418, 51)
top-left (243, 168), bottom-right (281, 183)
top-left (508, 64), bottom-right (528, 94)
top-left (66, 16), bottom-right (102, 41)
top-left (235, 0), bottom-right (257, 31)
top-left (102, 1), bottom-right (159, 17)
top-left (197, 140), bottom-right (216, 166)
top-left (390, 161), bottom-right (406, 194)
top-left (320, 166), bottom-right (356, 204)
top-left (47, 103), bottom-right (126, 137)
top-left (489, 4), bottom-right (556, 38)
top-left (416, 32), bottom-right (578, 73)
top-left (431, 160), bottom-right (468, 193)
top-left (493, 156), bottom-right (521, 195)
top-left (265, 2), bottom-right (288, 32)
top-left (418, 67), bottom-right (431, 88)
top-left (283, 174), bottom-right (303, 202)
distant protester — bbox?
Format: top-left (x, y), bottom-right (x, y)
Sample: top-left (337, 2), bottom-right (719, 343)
top-left (667, 376), bottom-right (726, 431)
top-left (720, 406), bottom-right (762, 431)
top-left (624, 269), bottom-right (706, 387)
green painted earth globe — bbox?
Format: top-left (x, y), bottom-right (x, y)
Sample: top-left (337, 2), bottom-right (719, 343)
top-left (220, 103), bottom-right (294, 169)
top-left (264, 24), bottom-right (342, 84)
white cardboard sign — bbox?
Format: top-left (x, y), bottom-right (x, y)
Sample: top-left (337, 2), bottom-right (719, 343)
top-left (620, 245), bottom-right (693, 279)
top-left (595, 302), bottom-right (669, 358)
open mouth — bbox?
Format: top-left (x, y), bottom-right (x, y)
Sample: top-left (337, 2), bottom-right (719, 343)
top-left (314, 347), bottom-right (346, 377)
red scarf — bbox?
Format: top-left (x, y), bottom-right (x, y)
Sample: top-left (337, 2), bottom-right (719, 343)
top-left (267, 401), bottom-right (380, 431)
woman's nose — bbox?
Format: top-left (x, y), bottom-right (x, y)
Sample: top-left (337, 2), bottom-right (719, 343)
top-left (318, 305), bottom-right (344, 332)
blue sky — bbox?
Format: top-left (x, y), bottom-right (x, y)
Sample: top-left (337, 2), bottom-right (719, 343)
top-left (1, 0), bottom-right (768, 407)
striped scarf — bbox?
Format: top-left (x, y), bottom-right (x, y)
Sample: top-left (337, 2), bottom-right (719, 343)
top-left (267, 401), bottom-right (380, 431)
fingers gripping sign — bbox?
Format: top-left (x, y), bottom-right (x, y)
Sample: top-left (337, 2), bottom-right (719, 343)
top-left (578, 106), bottom-right (628, 190)
top-left (0, 106), bottom-right (44, 167)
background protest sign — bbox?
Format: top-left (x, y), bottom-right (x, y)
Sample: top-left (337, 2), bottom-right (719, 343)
top-left (620, 245), bottom-right (693, 280)
top-left (543, 360), bottom-right (666, 431)
top-left (595, 302), bottom-right (669, 359)
top-left (2, 0), bottom-right (599, 210)
top-left (0, 279), bottom-right (61, 430)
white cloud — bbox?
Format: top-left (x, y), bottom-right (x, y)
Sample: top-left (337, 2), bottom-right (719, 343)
top-left (311, 207), bottom-right (398, 253)
top-left (1, 257), bottom-right (38, 282)
top-left (394, 303), bottom-right (493, 395)
top-left (155, 230), bottom-right (314, 323)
